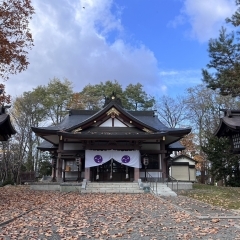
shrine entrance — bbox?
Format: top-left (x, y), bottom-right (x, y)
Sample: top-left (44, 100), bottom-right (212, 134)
top-left (91, 159), bottom-right (134, 182)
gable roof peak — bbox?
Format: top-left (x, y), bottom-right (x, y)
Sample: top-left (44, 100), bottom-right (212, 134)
top-left (103, 92), bottom-right (123, 108)
top-left (220, 109), bottom-right (240, 118)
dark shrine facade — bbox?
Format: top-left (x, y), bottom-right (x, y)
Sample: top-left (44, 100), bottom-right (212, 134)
top-left (215, 109), bottom-right (240, 153)
top-left (32, 94), bottom-right (191, 182)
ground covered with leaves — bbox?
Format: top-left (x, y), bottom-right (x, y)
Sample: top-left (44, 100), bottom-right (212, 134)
top-left (0, 186), bottom-right (240, 239)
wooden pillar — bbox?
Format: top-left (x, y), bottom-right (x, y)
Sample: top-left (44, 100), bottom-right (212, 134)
top-left (63, 159), bottom-right (66, 182)
top-left (158, 154), bottom-right (162, 180)
top-left (134, 168), bottom-right (140, 181)
top-left (52, 156), bottom-right (57, 182)
top-left (85, 167), bottom-right (90, 181)
top-left (160, 139), bottom-right (167, 179)
top-left (57, 137), bottom-right (63, 182)
top-left (52, 163), bottom-right (54, 178)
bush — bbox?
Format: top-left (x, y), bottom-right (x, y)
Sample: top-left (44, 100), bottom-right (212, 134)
top-left (2, 179), bottom-right (14, 186)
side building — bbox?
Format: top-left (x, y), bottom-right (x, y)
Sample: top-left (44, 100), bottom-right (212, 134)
top-left (215, 109), bottom-right (240, 153)
top-left (32, 94), bottom-right (191, 182)
top-left (0, 106), bottom-right (16, 141)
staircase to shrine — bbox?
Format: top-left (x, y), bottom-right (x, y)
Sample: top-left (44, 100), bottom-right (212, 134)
top-left (152, 183), bottom-right (177, 197)
top-left (81, 182), bottom-right (144, 193)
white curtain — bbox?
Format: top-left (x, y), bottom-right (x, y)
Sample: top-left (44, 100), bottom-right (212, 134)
top-left (85, 150), bottom-right (141, 168)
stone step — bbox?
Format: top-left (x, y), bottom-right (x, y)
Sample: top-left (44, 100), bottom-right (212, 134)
top-left (82, 182), bottom-right (143, 194)
top-left (81, 189), bottom-right (143, 193)
top-left (143, 182), bottom-right (177, 197)
top-left (87, 183), bottom-right (138, 187)
top-left (87, 186), bottom-right (139, 188)
top-left (87, 184), bottom-right (139, 188)
top-left (87, 186), bottom-right (139, 190)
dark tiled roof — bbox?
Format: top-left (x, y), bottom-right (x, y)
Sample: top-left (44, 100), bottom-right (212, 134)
top-left (0, 114), bottom-right (16, 140)
top-left (33, 111), bottom-right (95, 131)
top-left (167, 141), bottom-right (185, 151)
top-left (222, 116), bottom-right (240, 128)
top-left (215, 110), bottom-right (240, 136)
top-left (32, 100), bottom-right (191, 138)
top-left (34, 107), bottom-right (168, 133)
top-left (128, 113), bottom-right (170, 132)
top-left (37, 140), bottom-right (57, 150)
top-left (173, 154), bottom-right (197, 163)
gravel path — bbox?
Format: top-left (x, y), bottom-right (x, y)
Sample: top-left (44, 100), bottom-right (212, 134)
top-left (0, 186), bottom-right (240, 239)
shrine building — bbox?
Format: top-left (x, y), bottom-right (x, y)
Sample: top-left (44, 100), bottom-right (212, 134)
top-left (215, 109), bottom-right (240, 153)
top-left (0, 106), bottom-right (16, 141)
top-left (32, 93), bottom-right (191, 182)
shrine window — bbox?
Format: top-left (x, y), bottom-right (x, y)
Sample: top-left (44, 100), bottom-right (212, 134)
top-left (232, 133), bottom-right (240, 149)
top-left (142, 154), bottom-right (159, 169)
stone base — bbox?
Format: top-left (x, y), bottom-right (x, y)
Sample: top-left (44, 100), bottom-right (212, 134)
top-left (29, 182), bottom-right (82, 192)
top-left (142, 183), bottom-right (150, 193)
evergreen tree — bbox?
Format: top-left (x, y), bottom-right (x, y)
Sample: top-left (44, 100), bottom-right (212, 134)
top-left (202, 1), bottom-right (240, 97)
top-left (202, 136), bottom-right (240, 186)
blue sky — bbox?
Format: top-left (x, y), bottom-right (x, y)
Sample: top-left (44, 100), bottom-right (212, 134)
top-left (5, 0), bottom-right (238, 100)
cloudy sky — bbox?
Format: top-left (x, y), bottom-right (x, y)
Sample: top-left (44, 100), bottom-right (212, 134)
top-left (4, 0), bottom-right (238, 99)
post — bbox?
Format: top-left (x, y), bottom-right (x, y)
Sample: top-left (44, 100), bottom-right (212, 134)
top-left (145, 166), bottom-right (147, 182)
top-left (76, 156), bottom-right (81, 182)
top-left (77, 165), bottom-right (80, 182)
top-left (134, 168), bottom-right (139, 181)
top-left (63, 159), bottom-right (66, 182)
top-left (52, 156), bottom-right (57, 182)
top-left (85, 167), bottom-right (90, 181)
top-left (143, 155), bottom-right (149, 182)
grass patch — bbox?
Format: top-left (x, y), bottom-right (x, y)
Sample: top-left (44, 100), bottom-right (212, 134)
top-left (179, 183), bottom-right (240, 210)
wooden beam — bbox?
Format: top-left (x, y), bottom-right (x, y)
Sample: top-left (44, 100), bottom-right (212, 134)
top-left (85, 145), bottom-right (141, 150)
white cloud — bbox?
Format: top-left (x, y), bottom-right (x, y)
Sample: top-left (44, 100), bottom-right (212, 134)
top-left (159, 71), bottom-right (179, 76)
top-left (161, 69), bottom-right (201, 84)
top-left (5, 0), bottom-right (162, 99)
top-left (152, 69), bottom-right (202, 97)
top-left (171, 0), bottom-right (237, 42)
top-left (160, 85), bottom-right (168, 93)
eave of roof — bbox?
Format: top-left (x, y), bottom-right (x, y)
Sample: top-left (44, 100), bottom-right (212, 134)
top-left (167, 128), bottom-right (191, 136)
top-left (167, 141), bottom-right (185, 151)
top-left (57, 130), bottom-right (167, 140)
top-left (215, 116), bottom-right (240, 137)
top-left (31, 126), bottom-right (58, 135)
top-left (0, 114), bottom-right (16, 135)
top-left (37, 141), bottom-right (58, 151)
top-left (172, 154), bottom-right (197, 162)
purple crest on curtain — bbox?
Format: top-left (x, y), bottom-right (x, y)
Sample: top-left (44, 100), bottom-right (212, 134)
top-left (94, 155), bottom-right (103, 163)
top-left (121, 155), bottom-right (130, 163)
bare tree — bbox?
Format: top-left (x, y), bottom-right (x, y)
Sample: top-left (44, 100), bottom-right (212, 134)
top-left (11, 90), bottom-right (47, 172)
top-left (156, 95), bottom-right (188, 128)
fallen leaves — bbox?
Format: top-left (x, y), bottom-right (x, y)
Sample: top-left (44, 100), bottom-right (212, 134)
top-left (211, 218), bottom-right (220, 223)
top-left (0, 186), bottom-right (240, 239)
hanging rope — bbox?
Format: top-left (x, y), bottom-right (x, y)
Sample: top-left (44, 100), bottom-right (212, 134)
top-left (96, 166), bottom-right (99, 180)
top-left (110, 158), bottom-right (113, 179)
